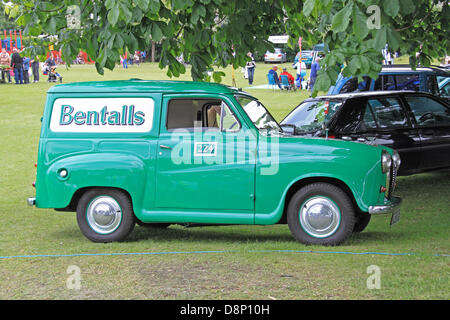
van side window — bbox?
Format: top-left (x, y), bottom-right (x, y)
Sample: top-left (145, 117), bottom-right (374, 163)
top-left (166, 98), bottom-right (240, 131)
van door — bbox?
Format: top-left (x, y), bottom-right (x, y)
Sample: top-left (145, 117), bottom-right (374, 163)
top-left (155, 94), bottom-right (256, 212)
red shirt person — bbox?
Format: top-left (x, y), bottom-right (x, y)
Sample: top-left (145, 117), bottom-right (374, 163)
top-left (279, 67), bottom-right (295, 85)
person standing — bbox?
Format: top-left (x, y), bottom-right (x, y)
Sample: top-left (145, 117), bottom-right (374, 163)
top-left (0, 48), bottom-right (11, 83)
top-left (22, 56), bottom-right (31, 84)
top-left (10, 48), bottom-right (24, 84)
top-left (245, 52), bottom-right (256, 85)
top-left (309, 57), bottom-right (320, 92)
top-left (31, 56), bottom-right (40, 82)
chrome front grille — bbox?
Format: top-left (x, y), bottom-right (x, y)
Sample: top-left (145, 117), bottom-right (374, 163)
top-left (386, 164), bottom-right (397, 199)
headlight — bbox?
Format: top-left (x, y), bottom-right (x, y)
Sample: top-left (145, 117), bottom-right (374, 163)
top-left (381, 150), bottom-right (392, 173)
top-left (392, 150), bottom-right (401, 169)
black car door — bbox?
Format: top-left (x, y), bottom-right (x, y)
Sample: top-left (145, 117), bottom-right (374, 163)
top-left (333, 96), bottom-right (421, 175)
top-left (403, 94), bottom-right (450, 170)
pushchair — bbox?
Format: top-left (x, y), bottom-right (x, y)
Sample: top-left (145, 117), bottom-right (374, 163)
top-left (43, 64), bottom-right (63, 82)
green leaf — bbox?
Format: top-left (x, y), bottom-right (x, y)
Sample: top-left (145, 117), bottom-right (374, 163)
top-left (399, 0), bottom-right (415, 15)
top-left (303, 0), bottom-right (316, 17)
top-left (352, 4), bottom-right (369, 40)
top-left (135, 0), bottom-right (148, 11)
top-left (191, 4), bottom-right (206, 24)
top-left (383, 0), bottom-right (400, 17)
top-left (151, 23), bottom-right (163, 42)
top-left (373, 26), bottom-right (387, 50)
top-left (48, 16), bottom-right (56, 34)
top-left (107, 6), bottom-right (120, 26)
top-left (105, 0), bottom-right (115, 10)
top-left (331, 2), bottom-right (353, 33)
top-left (212, 71), bottom-right (225, 83)
top-left (119, 3), bottom-right (133, 23)
top-left (148, 0), bottom-right (161, 14)
top-left (387, 29), bottom-right (401, 51)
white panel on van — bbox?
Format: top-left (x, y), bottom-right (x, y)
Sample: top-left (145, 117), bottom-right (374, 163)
top-left (50, 98), bottom-right (154, 133)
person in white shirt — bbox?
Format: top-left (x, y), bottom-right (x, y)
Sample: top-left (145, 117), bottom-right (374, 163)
top-left (294, 60), bottom-right (306, 89)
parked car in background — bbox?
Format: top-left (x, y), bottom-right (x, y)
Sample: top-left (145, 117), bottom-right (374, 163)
top-left (280, 91), bottom-right (450, 176)
top-left (294, 50), bottom-right (313, 68)
top-left (264, 48), bottom-right (287, 63)
top-left (328, 65), bottom-right (450, 103)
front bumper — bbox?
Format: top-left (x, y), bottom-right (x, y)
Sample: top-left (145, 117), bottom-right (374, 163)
top-left (368, 196), bottom-right (402, 215)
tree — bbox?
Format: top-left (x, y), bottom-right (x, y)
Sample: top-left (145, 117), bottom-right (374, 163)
top-left (0, 1), bottom-right (18, 30)
top-left (6, 0), bottom-right (449, 95)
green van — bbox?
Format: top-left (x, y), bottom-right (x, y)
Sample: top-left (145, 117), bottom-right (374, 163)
top-left (28, 80), bottom-right (402, 245)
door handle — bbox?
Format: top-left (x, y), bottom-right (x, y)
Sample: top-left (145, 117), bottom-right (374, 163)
top-left (159, 144), bottom-right (172, 150)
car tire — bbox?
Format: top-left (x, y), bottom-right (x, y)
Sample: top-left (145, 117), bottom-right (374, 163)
top-left (353, 213), bottom-right (371, 233)
top-left (287, 183), bottom-right (355, 246)
top-left (76, 188), bottom-right (135, 242)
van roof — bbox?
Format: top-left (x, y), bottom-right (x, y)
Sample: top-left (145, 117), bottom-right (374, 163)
top-left (48, 79), bottom-right (242, 94)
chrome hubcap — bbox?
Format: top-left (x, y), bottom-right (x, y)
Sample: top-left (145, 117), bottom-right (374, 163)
top-left (86, 196), bottom-right (122, 234)
top-left (299, 197), bottom-right (341, 238)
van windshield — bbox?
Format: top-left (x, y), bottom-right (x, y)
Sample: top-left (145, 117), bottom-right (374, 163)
top-left (235, 95), bottom-right (282, 134)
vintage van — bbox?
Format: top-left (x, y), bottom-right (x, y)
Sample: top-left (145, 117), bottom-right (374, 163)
top-left (28, 80), bottom-right (402, 245)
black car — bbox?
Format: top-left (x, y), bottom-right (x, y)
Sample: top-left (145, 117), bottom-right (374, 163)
top-left (280, 91), bottom-right (450, 175)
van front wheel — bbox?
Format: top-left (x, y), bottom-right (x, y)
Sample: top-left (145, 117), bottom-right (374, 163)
top-left (76, 188), bottom-right (135, 242)
top-left (287, 183), bottom-right (355, 246)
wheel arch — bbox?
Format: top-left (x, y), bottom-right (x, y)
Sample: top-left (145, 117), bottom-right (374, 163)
top-left (278, 176), bottom-right (361, 224)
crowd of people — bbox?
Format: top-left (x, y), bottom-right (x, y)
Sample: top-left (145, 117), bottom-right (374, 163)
top-left (265, 56), bottom-right (320, 93)
top-left (0, 48), bottom-right (62, 84)
top-left (120, 51), bottom-right (147, 69)
top-left (240, 50), bottom-right (320, 93)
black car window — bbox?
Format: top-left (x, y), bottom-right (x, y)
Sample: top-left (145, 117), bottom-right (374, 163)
top-left (384, 74), bottom-right (420, 91)
top-left (363, 105), bottom-right (377, 129)
top-left (427, 75), bottom-right (439, 95)
top-left (281, 100), bottom-right (342, 133)
top-left (405, 96), bottom-right (450, 127)
top-left (340, 76), bottom-right (371, 93)
top-left (366, 97), bottom-right (409, 128)
top-left (437, 76), bottom-right (450, 99)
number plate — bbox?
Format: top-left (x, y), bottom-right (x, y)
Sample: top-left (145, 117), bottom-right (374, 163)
top-left (390, 208), bottom-right (400, 225)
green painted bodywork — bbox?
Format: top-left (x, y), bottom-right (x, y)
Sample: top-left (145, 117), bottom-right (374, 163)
top-left (35, 80), bottom-right (394, 225)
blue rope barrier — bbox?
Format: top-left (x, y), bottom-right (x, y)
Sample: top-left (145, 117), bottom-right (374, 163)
top-left (0, 249), bottom-right (448, 260)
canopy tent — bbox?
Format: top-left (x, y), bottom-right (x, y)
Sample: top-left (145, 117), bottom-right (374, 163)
top-left (268, 35), bottom-right (289, 44)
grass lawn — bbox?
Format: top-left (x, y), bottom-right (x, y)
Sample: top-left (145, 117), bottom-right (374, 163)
top-left (0, 62), bottom-right (448, 300)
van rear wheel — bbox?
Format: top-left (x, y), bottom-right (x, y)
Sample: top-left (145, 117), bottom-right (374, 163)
top-left (76, 188), bottom-right (135, 242)
top-left (287, 183), bottom-right (355, 246)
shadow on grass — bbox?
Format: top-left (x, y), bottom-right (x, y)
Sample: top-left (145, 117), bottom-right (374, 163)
top-left (51, 169), bottom-right (450, 246)
top-left (125, 225), bottom-right (409, 247)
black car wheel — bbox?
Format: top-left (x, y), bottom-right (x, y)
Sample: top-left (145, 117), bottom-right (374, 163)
top-left (76, 188), bottom-right (135, 242)
top-left (287, 183), bottom-right (355, 246)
